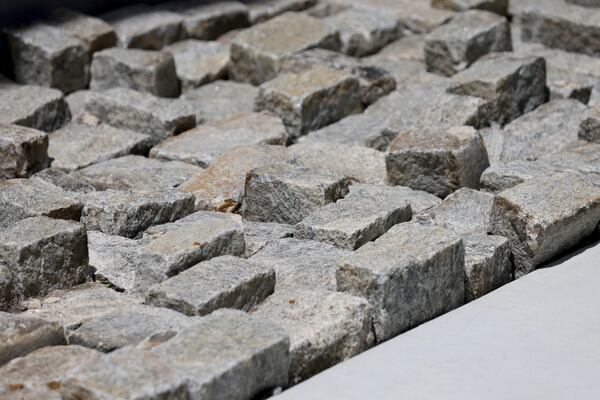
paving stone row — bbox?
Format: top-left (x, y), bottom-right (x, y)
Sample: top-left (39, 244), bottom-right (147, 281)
top-left (2, 0), bottom-right (600, 399)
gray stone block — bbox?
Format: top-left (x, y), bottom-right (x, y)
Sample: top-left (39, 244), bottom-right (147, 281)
top-left (352, 183), bottom-right (442, 214)
top-left (566, 0), bottom-right (600, 6)
top-left (463, 234), bottom-right (512, 301)
top-left (432, 0), bottom-right (508, 15)
top-left (47, 8), bottom-right (117, 55)
top-left (245, 0), bottom-right (317, 24)
top-left (479, 160), bottom-right (558, 192)
top-left (579, 107), bottom-right (600, 143)
top-left (165, 1), bottom-right (249, 40)
top-left (164, 40), bottom-right (229, 91)
top-left (243, 221), bottom-right (294, 257)
top-left (64, 90), bottom-right (90, 120)
top-left (0, 123), bottom-right (49, 179)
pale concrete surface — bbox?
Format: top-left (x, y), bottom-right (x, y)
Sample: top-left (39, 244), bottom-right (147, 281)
top-left (277, 241), bottom-right (600, 400)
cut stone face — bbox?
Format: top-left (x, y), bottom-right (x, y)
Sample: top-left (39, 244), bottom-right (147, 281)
top-left (244, 0), bottom-right (318, 24)
top-left (146, 255), bottom-right (275, 316)
top-left (579, 107), bottom-right (600, 143)
top-left (164, 40), bottom-right (229, 91)
top-left (181, 80), bottom-right (259, 123)
top-left (424, 10), bottom-right (512, 76)
top-left (101, 5), bottom-right (184, 50)
top-left (5, 23), bottom-right (88, 93)
top-left (150, 112), bottom-right (287, 167)
top-left (463, 234), bottom-right (512, 301)
top-left (0, 123), bottom-right (49, 179)
top-left (0, 217), bottom-right (89, 309)
top-left (0, 178), bottom-right (83, 229)
top-left (255, 65), bottom-right (362, 138)
top-left (479, 160), bottom-right (558, 192)
top-left (253, 289), bottom-right (373, 384)
top-left (386, 126), bottom-right (490, 198)
top-left (243, 163), bottom-right (349, 224)
top-left (0, 313), bottom-right (65, 366)
top-left (141, 211), bottom-right (245, 276)
top-left (65, 90), bottom-right (90, 120)
top-left (85, 88), bottom-right (197, 144)
top-left (491, 172), bottom-right (600, 277)
top-left (250, 238), bottom-right (351, 291)
top-left (448, 53), bottom-right (547, 125)
top-left (90, 48), bottom-right (180, 98)
top-left (229, 12), bottom-right (340, 84)
top-left (48, 120), bottom-right (152, 171)
top-left (243, 221), bottom-right (294, 257)
top-left (295, 184), bottom-right (412, 250)
top-left (337, 223), bottom-right (464, 342)
top-left (79, 189), bottom-right (195, 238)
top-left (0, 83), bottom-right (71, 132)
top-left (150, 309), bottom-right (290, 399)
top-left (164, 1), bottom-right (249, 40)
top-left (432, 0), bottom-right (508, 15)
top-left (324, 7), bottom-right (401, 57)
top-left (77, 155), bottom-right (203, 191)
top-left (180, 145), bottom-right (291, 211)
top-left (363, 51), bottom-right (442, 90)
top-left (88, 231), bottom-right (167, 295)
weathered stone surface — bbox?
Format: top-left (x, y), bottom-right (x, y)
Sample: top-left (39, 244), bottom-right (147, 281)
top-left (0, 178), bottom-right (82, 229)
top-left (5, 23), bottom-right (88, 93)
top-left (256, 65), bottom-right (362, 138)
top-left (337, 223), bottom-right (464, 342)
top-left (325, 7), bottom-right (401, 57)
top-left (244, 0), bottom-right (317, 24)
top-left (85, 88), bottom-right (197, 144)
top-left (579, 107), bottom-right (600, 143)
top-left (386, 126), bottom-right (490, 198)
top-left (229, 12), bottom-right (340, 84)
top-left (182, 80), bottom-right (259, 123)
top-left (566, 0), bottom-right (600, 6)
top-left (141, 211), bottom-right (245, 276)
top-left (0, 217), bottom-right (89, 309)
top-left (150, 112), bottom-right (287, 167)
top-left (0, 263), bottom-right (14, 312)
top-left (150, 309), bottom-right (290, 399)
top-left (0, 83), bottom-right (71, 132)
top-left (90, 48), bottom-right (180, 97)
top-left (243, 221), bottom-right (294, 257)
top-left (244, 163), bottom-right (349, 224)
top-left (79, 189), bottom-right (195, 238)
top-left (491, 172), bottom-right (600, 276)
top-left (32, 168), bottom-right (100, 194)
top-left (425, 10), bottom-right (512, 76)
top-left (253, 289), bottom-right (373, 384)
top-left (146, 256), bottom-right (275, 316)
top-left (364, 48), bottom-right (442, 89)
top-left (448, 53), bottom-right (547, 125)
top-left (180, 145), bottom-right (291, 211)
top-left (463, 234), bottom-right (512, 301)
top-left (48, 120), bottom-right (152, 171)
top-left (432, 0), bottom-right (508, 15)
top-left (250, 238), bottom-right (351, 291)
top-left (101, 5), bottom-right (184, 50)
top-left (0, 123), bottom-right (49, 179)
top-left (0, 313), bottom-right (65, 366)
top-left (47, 8), bottom-right (117, 55)
top-left (88, 231), bottom-right (166, 295)
top-left (78, 155), bottom-right (203, 191)
top-left (164, 39), bottom-right (229, 91)
top-left (479, 160), bottom-right (558, 192)
top-left (64, 90), bottom-right (89, 120)
top-left (289, 142), bottom-right (386, 184)
top-left (295, 184), bottom-right (412, 250)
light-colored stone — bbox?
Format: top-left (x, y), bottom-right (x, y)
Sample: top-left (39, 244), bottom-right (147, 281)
top-left (243, 221), bottom-right (294, 257)
top-left (463, 234), bottom-right (512, 301)
top-left (64, 90), bottom-right (89, 120)
top-left (244, 0), bottom-right (317, 24)
top-left (579, 107), bottom-right (600, 143)
top-left (47, 8), bottom-right (117, 55)
top-left (432, 0), bottom-right (508, 15)
top-left (0, 123), bottom-right (49, 179)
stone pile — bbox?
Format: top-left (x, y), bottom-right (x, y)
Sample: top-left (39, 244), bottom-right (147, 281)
top-left (2, 0), bottom-right (600, 398)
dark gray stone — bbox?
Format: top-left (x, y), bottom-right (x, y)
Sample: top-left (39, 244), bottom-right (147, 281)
top-left (0, 123), bottom-right (49, 179)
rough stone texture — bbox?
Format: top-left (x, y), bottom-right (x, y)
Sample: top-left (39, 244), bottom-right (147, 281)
top-left (0, 313), bottom-right (65, 366)
top-left (180, 144), bottom-right (290, 211)
top-left (0, 178), bottom-right (83, 229)
top-left (463, 234), bottom-right (512, 301)
top-left (579, 107), bottom-right (600, 143)
top-left (491, 172), bottom-right (600, 276)
top-left (140, 211), bottom-right (245, 276)
top-left (324, 7), bottom-right (401, 57)
top-left (256, 65), bottom-right (363, 138)
top-left (164, 39), bottom-right (229, 91)
top-left (566, 0), bottom-right (600, 6)
top-left (432, 0), bottom-right (508, 14)
top-left (229, 12), bottom-right (340, 84)
top-left (448, 53), bottom-right (547, 125)
top-left (90, 48), bottom-right (180, 98)
top-left (88, 231), bottom-right (167, 295)
top-left (0, 83), bottom-right (71, 132)
top-left (253, 289), bottom-right (373, 384)
top-left (0, 217), bottom-right (89, 310)
top-left (386, 126), bottom-right (490, 198)
top-left (295, 184), bottom-right (412, 250)
top-left (243, 221), bottom-right (294, 257)
top-left (5, 23), bottom-right (88, 93)
top-left (31, 168), bottom-right (100, 194)
top-left (425, 10), bottom-right (512, 76)
top-left (150, 112), bottom-right (287, 167)
top-left (243, 163), bottom-right (349, 224)
top-left (85, 88), bottom-right (197, 144)
top-left (244, 0), bottom-right (317, 23)
top-left (101, 5), bottom-right (184, 50)
top-left (181, 80), bottom-right (259, 123)
top-left (479, 160), bottom-right (559, 192)
top-left (48, 119), bottom-right (152, 171)
top-left (250, 238), bottom-right (351, 291)
top-left (79, 189), bottom-right (195, 238)
top-left (0, 123), bottom-right (49, 179)
top-left (77, 155), bottom-right (203, 191)
top-left (64, 90), bottom-right (90, 120)
top-left (146, 256), bottom-right (275, 316)
top-left (337, 223), bottom-right (464, 342)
